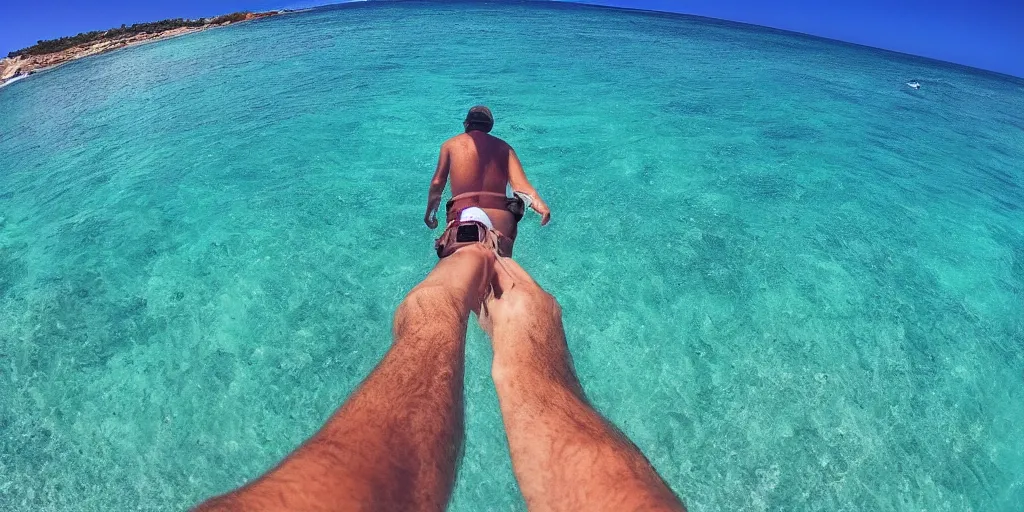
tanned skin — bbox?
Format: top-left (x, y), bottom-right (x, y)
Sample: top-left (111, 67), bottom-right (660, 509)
top-left (482, 258), bottom-right (686, 512)
top-left (196, 245), bottom-right (495, 511)
top-left (424, 127), bottom-right (552, 241)
top-left (196, 251), bottom-right (685, 511)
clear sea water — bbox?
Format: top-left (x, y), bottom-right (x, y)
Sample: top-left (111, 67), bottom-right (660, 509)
top-left (1, 1), bottom-right (1022, 510)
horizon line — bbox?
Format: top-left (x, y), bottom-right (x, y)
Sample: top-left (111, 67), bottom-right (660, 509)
top-left (320, 0), bottom-right (1024, 81)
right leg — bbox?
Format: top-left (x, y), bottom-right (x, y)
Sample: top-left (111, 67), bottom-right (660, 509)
top-left (480, 259), bottom-right (686, 512)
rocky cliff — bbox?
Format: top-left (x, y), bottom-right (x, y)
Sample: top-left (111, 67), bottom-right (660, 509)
top-left (1, 11), bottom-right (281, 86)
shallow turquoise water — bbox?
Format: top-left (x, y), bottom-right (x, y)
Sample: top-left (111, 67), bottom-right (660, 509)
top-left (1, 1), bottom-right (1023, 510)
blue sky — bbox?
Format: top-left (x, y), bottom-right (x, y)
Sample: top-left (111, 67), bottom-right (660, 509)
top-left (1, 0), bottom-right (1021, 77)
top-left (566, 0), bottom-right (1024, 78)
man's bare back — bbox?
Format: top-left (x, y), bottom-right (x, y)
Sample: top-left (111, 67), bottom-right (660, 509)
top-left (445, 131), bottom-right (514, 198)
top-left (424, 106), bottom-right (550, 254)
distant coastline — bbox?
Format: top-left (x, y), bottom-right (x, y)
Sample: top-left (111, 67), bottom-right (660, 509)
top-left (0, 11), bottom-right (284, 87)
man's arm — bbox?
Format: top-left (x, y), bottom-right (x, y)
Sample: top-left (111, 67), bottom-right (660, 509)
top-left (507, 148), bottom-right (551, 225)
top-left (425, 143), bottom-right (451, 229)
top-left (480, 259), bottom-right (685, 512)
top-left (195, 246), bottom-right (496, 512)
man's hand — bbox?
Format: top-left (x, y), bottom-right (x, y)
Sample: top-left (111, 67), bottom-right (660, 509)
top-left (424, 211), bottom-right (438, 229)
top-left (532, 197), bottom-right (551, 226)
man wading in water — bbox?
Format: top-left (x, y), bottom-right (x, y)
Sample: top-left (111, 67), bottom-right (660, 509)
top-left (196, 108), bottom-right (685, 512)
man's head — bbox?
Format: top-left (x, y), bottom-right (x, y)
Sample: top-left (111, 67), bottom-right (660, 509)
top-left (464, 106), bottom-right (494, 133)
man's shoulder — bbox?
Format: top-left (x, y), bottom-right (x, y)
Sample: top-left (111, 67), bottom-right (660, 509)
top-left (492, 135), bottom-right (512, 149)
top-left (442, 133), bottom-right (469, 148)
top-left (443, 133), bottom-right (513, 151)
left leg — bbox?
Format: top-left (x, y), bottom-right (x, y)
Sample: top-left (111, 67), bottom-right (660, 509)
top-left (196, 245), bottom-right (496, 512)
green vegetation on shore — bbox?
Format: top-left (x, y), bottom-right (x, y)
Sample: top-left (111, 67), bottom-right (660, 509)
top-left (7, 12), bottom-right (252, 59)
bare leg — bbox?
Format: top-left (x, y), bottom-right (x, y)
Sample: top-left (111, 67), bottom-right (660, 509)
top-left (480, 258), bottom-right (686, 512)
top-left (196, 245), bottom-right (496, 512)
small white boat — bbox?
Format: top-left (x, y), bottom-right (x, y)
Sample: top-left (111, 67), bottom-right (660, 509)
top-left (906, 81), bottom-right (921, 90)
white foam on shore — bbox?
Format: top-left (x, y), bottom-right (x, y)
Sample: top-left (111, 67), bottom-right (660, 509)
top-left (0, 73), bottom-right (30, 88)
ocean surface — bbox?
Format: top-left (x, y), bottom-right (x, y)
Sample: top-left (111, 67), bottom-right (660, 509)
top-left (1, 1), bottom-right (1022, 510)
